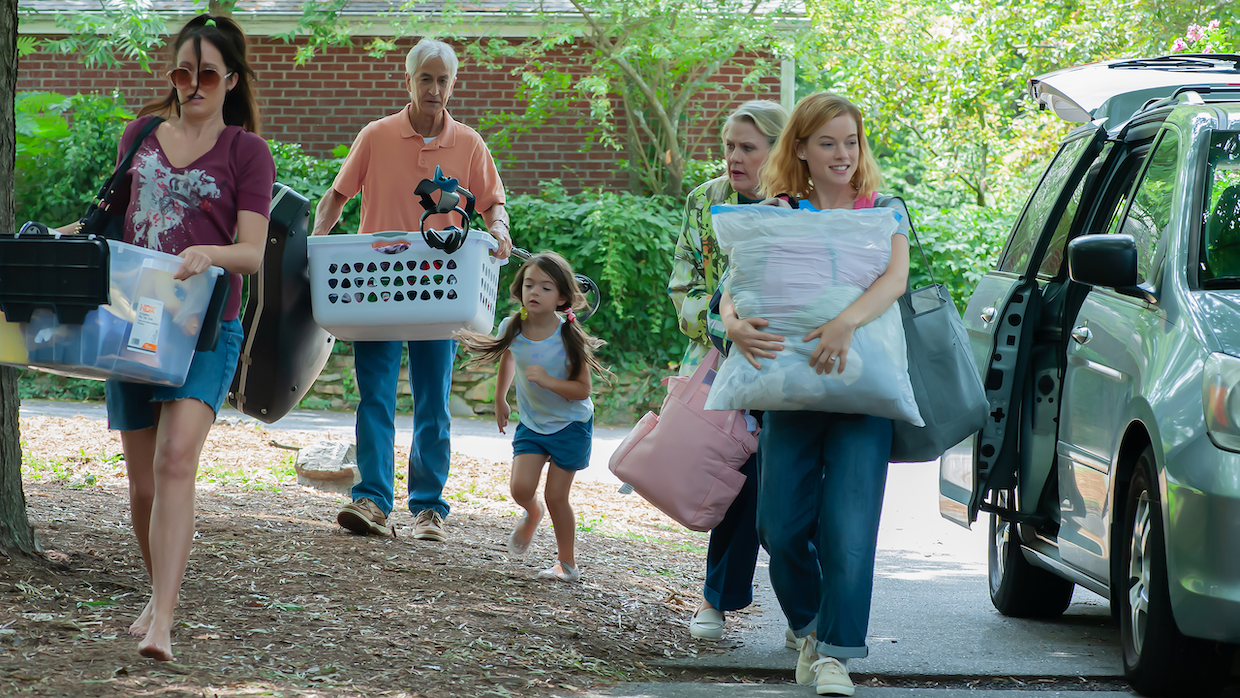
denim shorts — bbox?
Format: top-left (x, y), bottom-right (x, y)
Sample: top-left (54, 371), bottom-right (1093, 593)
top-left (512, 417), bottom-right (594, 472)
top-left (105, 318), bottom-right (243, 431)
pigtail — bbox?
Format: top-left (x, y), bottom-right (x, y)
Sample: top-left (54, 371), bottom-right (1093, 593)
top-left (561, 319), bottom-right (612, 385)
top-left (455, 311), bottom-right (524, 369)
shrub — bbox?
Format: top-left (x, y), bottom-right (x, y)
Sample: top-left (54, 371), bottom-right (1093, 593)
top-left (904, 203), bottom-right (1013, 311)
top-left (14, 91), bottom-right (133, 228)
top-left (502, 181), bottom-right (684, 371)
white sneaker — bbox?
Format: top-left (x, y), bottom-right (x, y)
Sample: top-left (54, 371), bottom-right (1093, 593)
top-left (795, 634), bottom-right (819, 685)
top-left (785, 626), bottom-right (797, 649)
top-left (689, 607), bottom-right (724, 640)
top-left (811, 656), bottom-right (854, 696)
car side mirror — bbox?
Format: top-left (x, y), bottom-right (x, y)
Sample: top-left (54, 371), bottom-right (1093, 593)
top-left (1068, 234), bottom-right (1139, 289)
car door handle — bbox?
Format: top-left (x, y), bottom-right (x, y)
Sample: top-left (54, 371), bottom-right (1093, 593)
top-left (981, 307), bottom-right (997, 324)
top-left (1071, 326), bottom-right (1092, 344)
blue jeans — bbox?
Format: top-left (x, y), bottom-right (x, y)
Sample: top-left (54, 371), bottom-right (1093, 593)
top-left (352, 339), bottom-right (455, 518)
top-left (704, 453), bottom-right (760, 612)
top-left (757, 411), bottom-right (891, 660)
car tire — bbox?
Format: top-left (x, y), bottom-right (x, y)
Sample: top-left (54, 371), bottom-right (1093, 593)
top-left (988, 490), bottom-right (1075, 618)
top-left (1119, 447), bottom-right (1233, 697)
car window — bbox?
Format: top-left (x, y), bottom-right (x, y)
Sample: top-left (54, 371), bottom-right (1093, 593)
top-left (1036, 174), bottom-right (1087, 278)
top-left (1113, 130), bottom-right (1179, 285)
top-left (998, 134), bottom-right (1095, 275)
top-left (1200, 131), bottom-right (1240, 285)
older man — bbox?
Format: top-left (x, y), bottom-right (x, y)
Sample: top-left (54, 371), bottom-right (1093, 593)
top-left (313, 38), bottom-right (512, 541)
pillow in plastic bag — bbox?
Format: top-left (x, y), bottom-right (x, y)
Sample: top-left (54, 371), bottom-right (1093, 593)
top-left (702, 204), bottom-right (923, 426)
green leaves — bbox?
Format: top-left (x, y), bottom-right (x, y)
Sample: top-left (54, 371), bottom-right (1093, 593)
top-left (36, 0), bottom-right (168, 73)
top-left (13, 92), bottom-right (134, 229)
top-left (503, 182), bottom-right (683, 367)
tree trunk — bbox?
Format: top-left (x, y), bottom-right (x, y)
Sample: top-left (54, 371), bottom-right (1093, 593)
top-left (0, 0), bottom-right (37, 559)
top-left (208, 0), bottom-right (233, 17)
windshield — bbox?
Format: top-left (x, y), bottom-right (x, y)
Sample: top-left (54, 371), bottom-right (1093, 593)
top-left (1200, 132), bottom-right (1240, 287)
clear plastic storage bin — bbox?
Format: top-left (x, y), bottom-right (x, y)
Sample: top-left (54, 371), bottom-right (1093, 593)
top-left (307, 230), bottom-right (505, 341)
top-left (0, 240), bottom-right (223, 387)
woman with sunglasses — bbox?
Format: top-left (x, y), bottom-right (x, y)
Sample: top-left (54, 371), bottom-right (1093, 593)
top-left (57, 14), bottom-right (275, 661)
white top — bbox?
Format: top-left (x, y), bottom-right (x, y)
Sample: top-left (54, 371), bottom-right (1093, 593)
top-left (498, 316), bottom-right (594, 434)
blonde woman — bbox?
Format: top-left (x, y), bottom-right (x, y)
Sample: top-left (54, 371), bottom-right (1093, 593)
top-left (721, 92), bottom-right (910, 695)
top-left (667, 100), bottom-right (789, 642)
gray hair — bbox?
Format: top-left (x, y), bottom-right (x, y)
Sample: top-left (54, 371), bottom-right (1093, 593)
top-left (405, 38), bottom-right (459, 81)
top-left (723, 100), bottom-right (788, 146)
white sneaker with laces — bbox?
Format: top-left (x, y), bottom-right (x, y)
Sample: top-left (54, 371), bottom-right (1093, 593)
top-left (795, 634), bottom-right (819, 685)
top-left (811, 656), bottom-right (854, 696)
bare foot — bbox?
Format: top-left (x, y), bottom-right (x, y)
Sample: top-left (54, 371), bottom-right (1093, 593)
top-left (137, 616), bottom-right (174, 661)
top-left (128, 598), bottom-right (155, 637)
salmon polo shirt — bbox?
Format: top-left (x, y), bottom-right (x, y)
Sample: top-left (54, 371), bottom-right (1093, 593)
top-left (331, 105), bottom-right (506, 235)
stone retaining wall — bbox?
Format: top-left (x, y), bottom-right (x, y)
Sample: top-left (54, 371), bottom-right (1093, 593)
top-left (302, 350), bottom-right (661, 424)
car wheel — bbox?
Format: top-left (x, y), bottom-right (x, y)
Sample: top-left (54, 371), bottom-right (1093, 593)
top-left (988, 490), bottom-right (1075, 618)
top-left (1119, 447), bottom-right (1233, 697)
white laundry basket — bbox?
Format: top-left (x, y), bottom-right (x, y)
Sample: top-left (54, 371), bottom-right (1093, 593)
top-left (307, 230), bottom-right (505, 341)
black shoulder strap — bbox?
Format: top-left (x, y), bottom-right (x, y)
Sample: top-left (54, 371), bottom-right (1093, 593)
top-left (95, 117), bottom-right (165, 212)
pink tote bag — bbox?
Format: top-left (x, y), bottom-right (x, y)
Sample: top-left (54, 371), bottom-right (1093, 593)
top-left (608, 348), bottom-right (759, 531)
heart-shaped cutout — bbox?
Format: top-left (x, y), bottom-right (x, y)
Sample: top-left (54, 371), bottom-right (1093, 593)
top-left (328, 293), bottom-right (339, 303)
top-left (433, 290), bottom-right (444, 299)
top-left (328, 278), bottom-right (338, 289)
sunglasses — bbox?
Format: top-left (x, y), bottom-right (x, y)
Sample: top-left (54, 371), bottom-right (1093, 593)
top-left (166, 67), bottom-right (233, 92)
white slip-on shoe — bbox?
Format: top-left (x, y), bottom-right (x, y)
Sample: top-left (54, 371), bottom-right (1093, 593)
top-left (795, 634), bottom-right (819, 685)
top-left (812, 656), bottom-right (855, 696)
top-left (535, 560), bottom-right (581, 582)
top-left (689, 607), bottom-right (725, 640)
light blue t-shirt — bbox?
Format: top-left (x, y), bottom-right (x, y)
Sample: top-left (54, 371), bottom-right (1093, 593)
top-left (497, 316), bottom-right (595, 434)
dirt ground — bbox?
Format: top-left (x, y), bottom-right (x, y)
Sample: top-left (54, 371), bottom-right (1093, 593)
top-left (1, 415), bottom-right (756, 697)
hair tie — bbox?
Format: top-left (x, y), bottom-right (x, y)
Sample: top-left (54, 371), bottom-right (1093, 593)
top-left (519, 305), bottom-right (528, 321)
top-left (565, 308), bottom-right (577, 322)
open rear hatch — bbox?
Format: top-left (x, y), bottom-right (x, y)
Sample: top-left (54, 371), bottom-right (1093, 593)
top-left (1030, 54), bottom-right (1240, 125)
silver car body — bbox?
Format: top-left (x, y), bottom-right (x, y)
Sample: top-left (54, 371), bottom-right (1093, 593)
top-left (940, 85), bottom-right (1240, 641)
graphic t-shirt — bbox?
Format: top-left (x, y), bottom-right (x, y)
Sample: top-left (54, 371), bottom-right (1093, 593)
top-left (116, 116), bottom-right (277, 321)
top-left (496, 316), bottom-right (594, 434)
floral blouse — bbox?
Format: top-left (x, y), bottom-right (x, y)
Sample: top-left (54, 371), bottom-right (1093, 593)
top-left (667, 176), bottom-right (741, 375)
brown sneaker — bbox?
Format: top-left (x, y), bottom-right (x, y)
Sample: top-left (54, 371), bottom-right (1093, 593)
top-left (337, 498), bottom-right (389, 536)
top-left (412, 509), bottom-right (446, 541)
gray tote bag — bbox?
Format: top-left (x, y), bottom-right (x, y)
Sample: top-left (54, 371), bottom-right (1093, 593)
top-left (878, 196), bottom-right (988, 463)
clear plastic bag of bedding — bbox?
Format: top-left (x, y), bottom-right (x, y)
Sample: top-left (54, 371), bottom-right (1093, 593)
top-left (702, 204), bottom-right (923, 426)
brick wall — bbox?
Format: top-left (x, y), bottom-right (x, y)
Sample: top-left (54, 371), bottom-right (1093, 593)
top-left (17, 36), bottom-right (780, 194)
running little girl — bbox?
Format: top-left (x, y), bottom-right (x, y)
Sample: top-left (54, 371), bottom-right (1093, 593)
top-left (456, 251), bottom-right (610, 583)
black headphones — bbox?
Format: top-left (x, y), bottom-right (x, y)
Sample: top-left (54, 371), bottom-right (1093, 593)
top-left (414, 166), bottom-right (476, 254)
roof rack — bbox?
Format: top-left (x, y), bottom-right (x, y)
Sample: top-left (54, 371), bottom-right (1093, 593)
top-left (1136, 85), bottom-right (1240, 114)
top-left (1109, 54), bottom-right (1240, 73)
